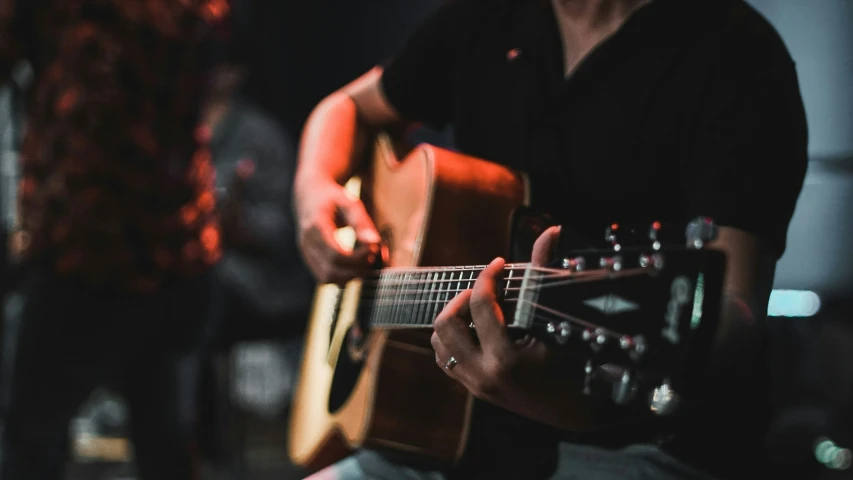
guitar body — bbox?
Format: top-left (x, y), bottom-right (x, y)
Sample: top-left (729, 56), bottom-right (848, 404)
top-left (288, 135), bottom-right (530, 470)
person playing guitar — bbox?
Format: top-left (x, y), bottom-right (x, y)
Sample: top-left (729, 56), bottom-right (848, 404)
top-left (293, 0), bottom-right (808, 478)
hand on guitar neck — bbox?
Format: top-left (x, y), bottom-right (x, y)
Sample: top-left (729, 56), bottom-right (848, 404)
top-left (431, 225), bottom-right (587, 430)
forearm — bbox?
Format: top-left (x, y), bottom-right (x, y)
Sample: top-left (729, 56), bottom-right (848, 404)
top-left (295, 92), bottom-right (370, 189)
top-left (705, 292), bottom-right (767, 378)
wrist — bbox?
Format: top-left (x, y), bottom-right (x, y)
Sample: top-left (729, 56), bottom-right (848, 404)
top-left (294, 172), bottom-right (338, 196)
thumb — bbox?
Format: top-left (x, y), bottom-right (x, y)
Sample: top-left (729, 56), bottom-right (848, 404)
top-left (531, 226), bottom-right (561, 266)
top-left (339, 193), bottom-right (381, 245)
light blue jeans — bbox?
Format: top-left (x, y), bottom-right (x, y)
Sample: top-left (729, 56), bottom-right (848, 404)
top-left (307, 442), bottom-right (718, 480)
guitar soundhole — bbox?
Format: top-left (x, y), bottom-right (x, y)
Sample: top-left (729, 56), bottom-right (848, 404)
top-left (327, 281), bottom-right (377, 414)
top-left (328, 323), bottom-right (370, 414)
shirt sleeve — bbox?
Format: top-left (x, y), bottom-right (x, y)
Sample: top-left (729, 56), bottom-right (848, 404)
top-left (682, 29), bottom-right (808, 258)
top-left (379, 0), bottom-right (482, 129)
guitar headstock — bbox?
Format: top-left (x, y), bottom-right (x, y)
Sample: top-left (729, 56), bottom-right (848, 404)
top-left (509, 217), bottom-right (725, 418)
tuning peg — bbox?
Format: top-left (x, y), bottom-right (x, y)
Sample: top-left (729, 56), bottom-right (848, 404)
top-left (589, 328), bottom-right (608, 352)
top-left (648, 379), bottom-right (680, 415)
top-left (620, 335), bottom-right (647, 362)
top-left (599, 256), bottom-right (623, 272)
top-left (639, 253), bottom-right (664, 270)
top-left (605, 223), bottom-right (619, 243)
top-left (685, 217), bottom-right (718, 249)
top-left (648, 221), bottom-right (662, 240)
top-left (582, 360), bottom-right (594, 396)
top-left (561, 257), bottom-right (585, 271)
top-left (605, 223), bottom-right (622, 251)
top-left (546, 321), bottom-right (571, 345)
top-left (612, 369), bottom-right (638, 405)
top-left (649, 221), bottom-right (663, 251)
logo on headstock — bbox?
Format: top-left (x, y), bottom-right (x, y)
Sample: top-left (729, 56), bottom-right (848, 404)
top-left (583, 294), bottom-right (640, 316)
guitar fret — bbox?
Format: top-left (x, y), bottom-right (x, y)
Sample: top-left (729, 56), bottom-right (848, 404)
top-left (425, 271), bottom-right (438, 327)
top-left (441, 269), bottom-right (453, 315)
top-left (435, 271), bottom-right (447, 322)
top-left (379, 271), bottom-right (389, 326)
top-left (398, 271), bottom-right (409, 325)
top-left (370, 266), bottom-right (507, 328)
top-left (392, 271), bottom-right (403, 325)
top-left (424, 270), bottom-right (435, 326)
top-left (453, 269), bottom-right (463, 303)
top-left (400, 271), bottom-right (412, 325)
top-left (411, 271), bottom-right (423, 326)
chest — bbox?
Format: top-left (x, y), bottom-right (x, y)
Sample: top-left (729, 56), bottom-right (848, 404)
top-left (447, 24), bottom-right (703, 225)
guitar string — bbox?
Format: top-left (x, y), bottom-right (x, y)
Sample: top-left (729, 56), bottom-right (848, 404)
top-left (352, 267), bottom-right (578, 289)
top-left (356, 268), bottom-right (649, 307)
top-left (354, 268), bottom-right (617, 294)
top-left (339, 268), bottom-right (654, 339)
top-left (370, 302), bottom-right (630, 341)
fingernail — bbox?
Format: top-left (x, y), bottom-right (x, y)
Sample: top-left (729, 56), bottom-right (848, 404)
top-left (359, 230), bottom-right (381, 243)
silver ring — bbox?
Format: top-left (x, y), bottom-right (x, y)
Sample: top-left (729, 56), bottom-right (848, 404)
top-left (443, 356), bottom-right (458, 370)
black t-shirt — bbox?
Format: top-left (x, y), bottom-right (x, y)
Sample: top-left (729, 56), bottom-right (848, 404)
top-left (380, 0), bottom-right (808, 478)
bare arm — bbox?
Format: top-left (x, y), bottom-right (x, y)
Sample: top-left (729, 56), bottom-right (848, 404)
top-left (294, 67), bottom-right (411, 190)
top-left (293, 67), bottom-right (418, 284)
top-left (704, 226), bottom-right (776, 377)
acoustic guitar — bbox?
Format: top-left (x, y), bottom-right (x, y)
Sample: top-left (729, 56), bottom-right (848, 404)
top-left (287, 133), bottom-right (726, 471)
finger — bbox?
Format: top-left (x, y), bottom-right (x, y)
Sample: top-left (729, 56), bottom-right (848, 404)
top-left (439, 287), bottom-right (472, 322)
top-left (431, 330), bottom-right (479, 386)
top-left (430, 332), bottom-right (459, 378)
top-left (312, 215), bottom-right (367, 261)
top-left (515, 336), bottom-right (550, 365)
top-left (469, 257), bottom-right (511, 352)
top-left (302, 226), bottom-right (375, 284)
top-left (433, 292), bottom-right (478, 359)
top-left (339, 193), bottom-right (381, 245)
top-left (310, 218), bottom-right (376, 264)
top-left (531, 225), bottom-right (561, 267)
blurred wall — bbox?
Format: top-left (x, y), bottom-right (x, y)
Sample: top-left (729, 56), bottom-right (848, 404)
top-left (746, 0), bottom-right (853, 298)
top-left (747, 0), bottom-right (853, 160)
top-left (235, 0), bottom-right (444, 137)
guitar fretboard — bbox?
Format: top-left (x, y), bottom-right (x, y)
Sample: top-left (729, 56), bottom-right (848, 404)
top-left (365, 266), bottom-right (525, 328)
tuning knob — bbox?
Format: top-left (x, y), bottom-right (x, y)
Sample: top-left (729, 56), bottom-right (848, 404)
top-left (561, 257), bottom-right (586, 271)
top-left (599, 256), bottom-right (623, 272)
top-left (605, 223), bottom-right (619, 243)
top-left (619, 335), bottom-right (647, 362)
top-left (685, 217), bottom-right (718, 249)
top-left (649, 379), bottom-right (680, 415)
top-left (648, 221), bottom-right (662, 240)
top-left (604, 224), bottom-right (623, 252)
top-left (639, 253), bottom-right (664, 270)
top-left (546, 321), bottom-right (572, 345)
top-left (589, 329), bottom-right (608, 352)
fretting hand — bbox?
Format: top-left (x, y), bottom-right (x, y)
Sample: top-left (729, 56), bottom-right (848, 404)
top-left (431, 226), bottom-right (589, 429)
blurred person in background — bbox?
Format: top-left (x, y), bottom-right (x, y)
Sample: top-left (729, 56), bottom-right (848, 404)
top-left (196, 54), bottom-right (315, 468)
top-left (0, 0), bottom-right (230, 479)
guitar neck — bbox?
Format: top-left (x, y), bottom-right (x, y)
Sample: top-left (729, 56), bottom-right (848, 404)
top-left (364, 265), bottom-right (527, 329)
